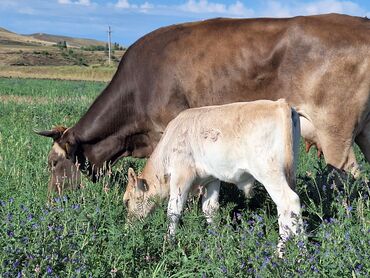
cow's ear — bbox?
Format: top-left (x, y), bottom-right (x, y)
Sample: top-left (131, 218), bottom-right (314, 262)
top-left (34, 126), bottom-right (67, 141)
top-left (137, 178), bottom-right (149, 192)
top-left (128, 168), bottom-right (137, 184)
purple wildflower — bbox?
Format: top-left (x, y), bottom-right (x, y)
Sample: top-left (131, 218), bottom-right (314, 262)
top-left (7, 230), bottom-right (14, 237)
top-left (17, 272), bottom-right (22, 278)
top-left (345, 231), bottom-right (350, 240)
top-left (208, 229), bottom-right (218, 236)
top-left (72, 204), bottom-right (80, 210)
top-left (27, 214), bottom-right (33, 221)
top-left (355, 264), bottom-right (363, 272)
top-left (220, 266), bottom-right (227, 274)
top-left (255, 215), bottom-right (263, 222)
top-left (240, 261), bottom-right (246, 269)
top-left (7, 213), bottom-right (13, 221)
top-left (311, 265), bottom-right (319, 273)
top-left (0, 200), bottom-right (5, 206)
top-left (46, 265), bottom-right (52, 274)
top-left (298, 241), bottom-right (305, 249)
top-left (13, 260), bottom-right (20, 268)
top-left (9, 197), bottom-right (14, 203)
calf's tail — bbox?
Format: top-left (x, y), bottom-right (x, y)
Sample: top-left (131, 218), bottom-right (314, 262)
top-left (278, 99), bottom-right (301, 189)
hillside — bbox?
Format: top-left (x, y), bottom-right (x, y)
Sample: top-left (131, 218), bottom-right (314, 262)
top-left (0, 27), bottom-right (53, 46)
top-left (0, 27), bottom-right (125, 69)
top-left (28, 33), bottom-right (106, 48)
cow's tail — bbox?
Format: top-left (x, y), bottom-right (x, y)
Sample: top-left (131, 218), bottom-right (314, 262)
top-left (278, 99), bottom-right (300, 189)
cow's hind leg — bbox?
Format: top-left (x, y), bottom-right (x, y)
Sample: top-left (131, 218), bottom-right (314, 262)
top-left (258, 175), bottom-right (302, 258)
top-left (167, 169), bottom-right (194, 237)
top-left (202, 180), bottom-right (220, 224)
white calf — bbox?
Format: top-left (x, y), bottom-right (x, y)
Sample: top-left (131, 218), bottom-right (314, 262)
top-left (124, 99), bottom-right (302, 257)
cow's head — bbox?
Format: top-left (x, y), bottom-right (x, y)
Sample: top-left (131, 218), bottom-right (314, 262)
top-left (36, 126), bottom-right (81, 194)
top-left (123, 167), bottom-right (158, 219)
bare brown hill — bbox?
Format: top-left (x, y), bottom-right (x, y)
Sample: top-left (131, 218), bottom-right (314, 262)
top-left (28, 33), bottom-right (106, 48)
top-left (0, 27), bottom-right (53, 46)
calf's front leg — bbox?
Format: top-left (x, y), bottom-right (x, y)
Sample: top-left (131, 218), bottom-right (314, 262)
top-left (167, 172), bottom-right (193, 237)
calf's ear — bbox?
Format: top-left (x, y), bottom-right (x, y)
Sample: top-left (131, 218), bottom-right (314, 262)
top-left (128, 168), bottom-right (137, 184)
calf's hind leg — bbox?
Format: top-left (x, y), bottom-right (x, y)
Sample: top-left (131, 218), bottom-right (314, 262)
top-left (202, 180), bottom-right (220, 224)
top-left (236, 175), bottom-right (255, 198)
top-left (258, 175), bottom-right (302, 258)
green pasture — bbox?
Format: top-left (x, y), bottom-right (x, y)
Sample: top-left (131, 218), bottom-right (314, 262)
top-left (0, 78), bottom-right (369, 277)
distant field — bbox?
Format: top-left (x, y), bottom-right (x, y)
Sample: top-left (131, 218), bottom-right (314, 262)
top-left (0, 26), bottom-right (124, 81)
top-left (0, 65), bottom-right (117, 82)
top-left (0, 78), bottom-right (369, 276)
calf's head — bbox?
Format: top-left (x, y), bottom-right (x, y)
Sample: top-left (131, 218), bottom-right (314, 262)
top-left (36, 126), bottom-right (81, 194)
top-left (123, 167), bottom-right (157, 219)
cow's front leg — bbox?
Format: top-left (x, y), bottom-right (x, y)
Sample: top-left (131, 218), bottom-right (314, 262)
top-left (167, 172), bottom-right (193, 237)
top-left (202, 180), bottom-right (220, 224)
top-left (344, 147), bottom-right (361, 178)
top-left (317, 130), bottom-right (360, 177)
top-left (356, 120), bottom-right (370, 175)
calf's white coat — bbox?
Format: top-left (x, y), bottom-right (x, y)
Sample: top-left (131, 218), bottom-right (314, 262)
top-left (124, 99), bottom-right (302, 257)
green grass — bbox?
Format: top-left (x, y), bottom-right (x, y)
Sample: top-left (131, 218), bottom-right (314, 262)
top-left (0, 77), bottom-right (369, 277)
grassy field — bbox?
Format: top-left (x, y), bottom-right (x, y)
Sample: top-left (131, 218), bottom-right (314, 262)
top-left (0, 65), bottom-right (117, 82)
top-left (0, 78), bottom-right (369, 277)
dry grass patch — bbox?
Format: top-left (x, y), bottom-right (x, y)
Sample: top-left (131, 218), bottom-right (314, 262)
top-left (0, 65), bottom-right (117, 82)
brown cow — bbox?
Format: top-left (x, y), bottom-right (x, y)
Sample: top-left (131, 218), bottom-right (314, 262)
top-left (36, 14), bottom-right (370, 191)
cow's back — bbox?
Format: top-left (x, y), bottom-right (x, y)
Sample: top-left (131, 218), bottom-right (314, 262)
top-left (120, 14), bottom-right (370, 120)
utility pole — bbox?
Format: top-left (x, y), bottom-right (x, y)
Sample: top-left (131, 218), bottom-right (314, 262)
top-left (107, 26), bottom-right (112, 65)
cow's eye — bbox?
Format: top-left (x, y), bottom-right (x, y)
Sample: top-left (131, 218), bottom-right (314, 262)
top-left (124, 199), bottom-right (129, 208)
